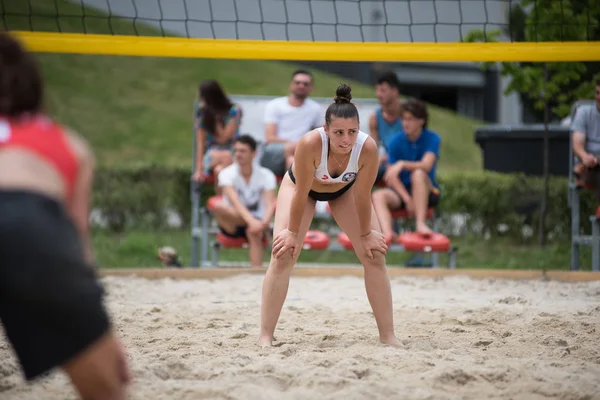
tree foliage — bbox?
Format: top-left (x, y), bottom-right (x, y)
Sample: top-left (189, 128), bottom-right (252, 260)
top-left (464, 0), bottom-right (600, 120)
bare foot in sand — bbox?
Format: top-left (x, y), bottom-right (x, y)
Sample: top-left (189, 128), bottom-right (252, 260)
top-left (380, 335), bottom-right (404, 348)
top-left (258, 336), bottom-right (273, 347)
top-left (416, 222), bottom-right (433, 235)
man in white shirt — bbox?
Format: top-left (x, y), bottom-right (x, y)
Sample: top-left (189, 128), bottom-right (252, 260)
top-left (213, 135), bottom-right (277, 268)
top-left (261, 70), bottom-right (323, 176)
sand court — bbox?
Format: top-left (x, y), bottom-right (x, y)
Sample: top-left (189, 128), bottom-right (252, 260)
top-left (1, 271), bottom-right (600, 400)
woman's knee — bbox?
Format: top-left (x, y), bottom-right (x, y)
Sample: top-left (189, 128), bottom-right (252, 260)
top-left (220, 151), bottom-right (233, 164)
top-left (269, 251), bottom-right (296, 271)
top-left (372, 189), bottom-right (395, 208)
top-left (246, 229), bottom-right (264, 241)
top-left (411, 168), bottom-right (428, 181)
top-left (361, 251), bottom-right (387, 270)
top-left (213, 201), bottom-right (231, 217)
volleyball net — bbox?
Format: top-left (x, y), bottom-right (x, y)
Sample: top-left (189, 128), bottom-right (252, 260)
top-left (3, 0), bottom-right (600, 62)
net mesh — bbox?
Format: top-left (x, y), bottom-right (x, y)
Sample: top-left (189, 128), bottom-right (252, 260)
top-left (2, 0), bottom-right (598, 43)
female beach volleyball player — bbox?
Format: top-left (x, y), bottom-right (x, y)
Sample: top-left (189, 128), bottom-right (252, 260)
top-left (0, 32), bottom-right (130, 399)
top-left (259, 84), bottom-right (401, 348)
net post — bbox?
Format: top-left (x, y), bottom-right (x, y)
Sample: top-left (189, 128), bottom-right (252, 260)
top-left (190, 100), bottom-right (200, 268)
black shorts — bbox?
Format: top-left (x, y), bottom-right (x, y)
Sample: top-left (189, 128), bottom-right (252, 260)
top-left (0, 190), bottom-right (111, 381)
top-left (574, 163), bottom-right (600, 190)
top-left (220, 225), bottom-right (248, 238)
top-left (219, 225), bottom-right (267, 241)
top-left (391, 185), bottom-right (441, 209)
top-left (288, 165), bottom-right (355, 202)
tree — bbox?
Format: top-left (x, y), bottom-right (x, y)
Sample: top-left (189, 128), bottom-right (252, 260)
top-left (464, 0), bottom-right (600, 246)
top-left (465, 0), bottom-right (599, 121)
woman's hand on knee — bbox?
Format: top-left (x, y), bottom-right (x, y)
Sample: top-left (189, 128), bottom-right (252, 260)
top-left (360, 230), bottom-right (388, 260)
top-left (272, 228), bottom-right (300, 259)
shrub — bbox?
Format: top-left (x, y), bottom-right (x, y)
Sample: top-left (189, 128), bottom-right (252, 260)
top-left (92, 165), bottom-right (597, 243)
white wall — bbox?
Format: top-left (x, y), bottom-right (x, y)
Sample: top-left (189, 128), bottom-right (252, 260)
top-left (230, 95), bottom-right (381, 143)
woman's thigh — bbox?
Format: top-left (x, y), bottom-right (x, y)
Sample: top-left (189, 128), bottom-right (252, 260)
top-left (271, 175), bottom-right (316, 259)
top-left (208, 149), bottom-right (233, 163)
top-left (328, 187), bottom-right (385, 264)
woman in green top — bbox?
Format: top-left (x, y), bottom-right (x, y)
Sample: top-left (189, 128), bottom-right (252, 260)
top-left (192, 79), bottom-right (242, 184)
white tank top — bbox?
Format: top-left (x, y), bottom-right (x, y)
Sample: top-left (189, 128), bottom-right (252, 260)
top-left (314, 127), bottom-right (369, 184)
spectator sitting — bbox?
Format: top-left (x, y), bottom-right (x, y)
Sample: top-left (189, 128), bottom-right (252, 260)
top-left (260, 69), bottom-right (322, 177)
top-left (192, 79), bottom-right (242, 185)
top-left (368, 70), bottom-right (404, 181)
top-left (572, 79), bottom-right (600, 201)
top-left (372, 99), bottom-right (441, 239)
top-left (212, 135), bottom-right (277, 268)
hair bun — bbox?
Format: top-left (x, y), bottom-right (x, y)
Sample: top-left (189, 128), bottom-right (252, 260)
top-left (334, 96), bottom-right (351, 104)
top-left (334, 84), bottom-right (352, 104)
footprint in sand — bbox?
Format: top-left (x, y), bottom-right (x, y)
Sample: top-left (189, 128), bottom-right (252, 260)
top-left (280, 347), bottom-right (296, 357)
top-left (230, 333), bottom-right (248, 339)
top-left (436, 369), bottom-right (477, 386)
top-left (474, 339), bottom-right (494, 347)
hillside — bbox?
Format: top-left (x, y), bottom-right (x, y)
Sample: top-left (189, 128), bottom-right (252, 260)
top-left (3, 0), bottom-right (484, 173)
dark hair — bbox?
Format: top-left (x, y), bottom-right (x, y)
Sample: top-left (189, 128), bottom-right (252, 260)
top-left (399, 98), bottom-right (429, 128)
top-left (596, 79), bottom-right (600, 87)
top-left (325, 84), bottom-right (359, 125)
top-left (234, 134), bottom-right (257, 152)
top-left (198, 79), bottom-right (234, 134)
top-left (375, 70), bottom-right (401, 92)
top-left (291, 69), bottom-right (313, 82)
top-left (0, 32), bottom-right (44, 118)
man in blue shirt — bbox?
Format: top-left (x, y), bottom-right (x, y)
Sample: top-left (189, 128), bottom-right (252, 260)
top-left (372, 99), bottom-right (441, 239)
top-left (368, 71), bottom-right (404, 181)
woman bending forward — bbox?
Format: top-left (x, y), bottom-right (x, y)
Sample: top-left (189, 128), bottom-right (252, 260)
top-left (259, 84), bottom-right (401, 348)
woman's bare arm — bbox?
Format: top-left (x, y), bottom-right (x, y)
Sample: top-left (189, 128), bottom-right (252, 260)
top-left (215, 106), bottom-right (241, 144)
top-left (287, 132), bottom-right (319, 233)
top-left (194, 127), bottom-right (206, 173)
top-left (354, 137), bottom-right (379, 236)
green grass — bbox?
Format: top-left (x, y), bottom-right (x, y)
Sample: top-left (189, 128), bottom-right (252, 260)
top-left (4, 0), bottom-right (483, 173)
top-left (93, 229), bottom-right (587, 270)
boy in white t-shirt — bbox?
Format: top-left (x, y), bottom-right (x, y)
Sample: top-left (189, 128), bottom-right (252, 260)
top-left (261, 70), bottom-right (323, 177)
top-left (213, 135), bottom-right (277, 268)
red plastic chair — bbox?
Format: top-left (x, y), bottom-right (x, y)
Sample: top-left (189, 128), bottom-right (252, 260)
top-left (203, 173), bottom-right (216, 185)
top-left (302, 230), bottom-right (330, 250)
top-left (397, 232), bottom-right (451, 253)
top-left (216, 231), bottom-right (269, 248)
top-left (337, 232), bottom-right (353, 250)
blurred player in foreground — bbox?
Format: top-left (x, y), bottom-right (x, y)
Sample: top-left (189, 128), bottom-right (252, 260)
top-left (0, 32), bottom-right (131, 399)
